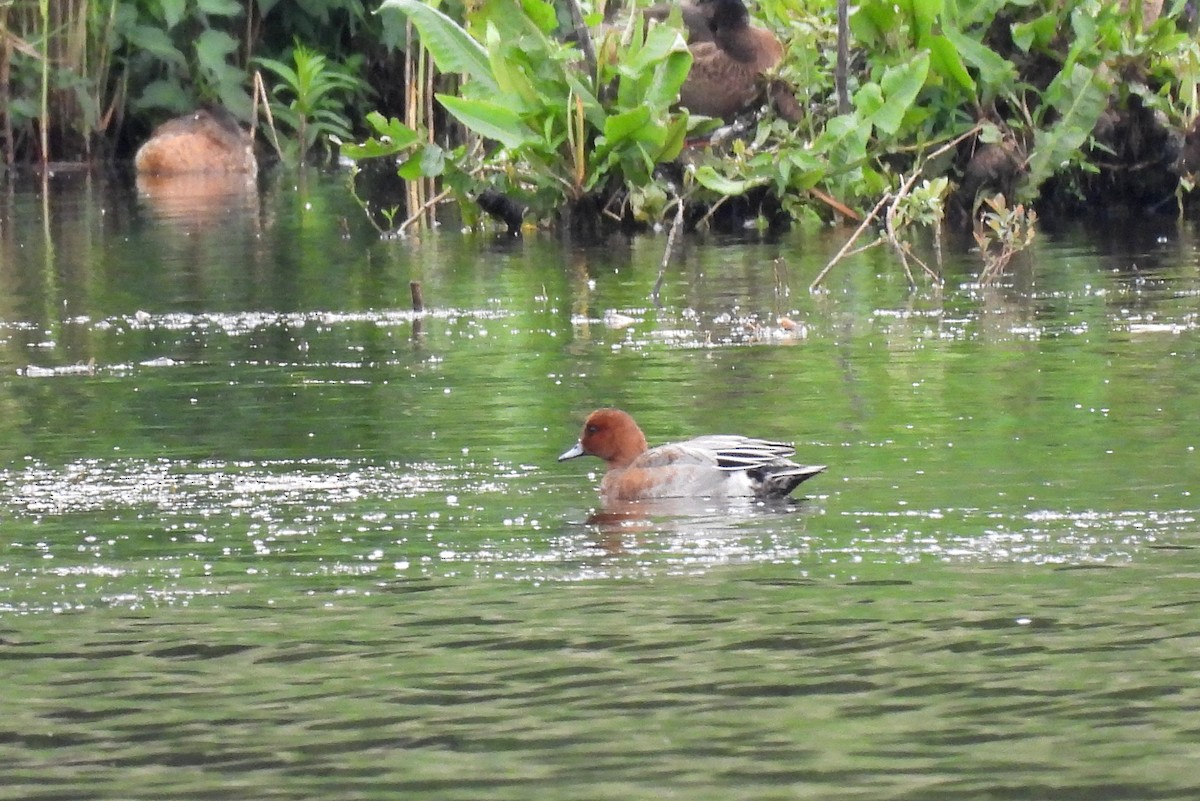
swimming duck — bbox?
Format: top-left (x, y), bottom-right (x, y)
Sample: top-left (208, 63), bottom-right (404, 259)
top-left (558, 407), bottom-right (825, 502)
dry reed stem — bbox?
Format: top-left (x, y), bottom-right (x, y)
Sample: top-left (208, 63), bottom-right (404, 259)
top-left (398, 187), bottom-right (453, 234)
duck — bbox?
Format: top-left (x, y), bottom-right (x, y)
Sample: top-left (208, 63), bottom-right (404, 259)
top-left (676, 0), bottom-right (801, 122)
top-left (135, 107), bottom-right (257, 176)
top-left (558, 407), bottom-right (825, 502)
top-left (642, 1), bottom-right (717, 42)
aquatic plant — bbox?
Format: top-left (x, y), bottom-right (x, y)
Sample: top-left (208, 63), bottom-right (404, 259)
top-left (973, 194), bottom-right (1038, 283)
top-left (255, 43), bottom-right (371, 166)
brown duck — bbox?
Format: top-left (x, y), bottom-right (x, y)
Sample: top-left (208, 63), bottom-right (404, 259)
top-left (642, 0), bottom-right (717, 42)
top-left (674, 0), bottom-right (801, 122)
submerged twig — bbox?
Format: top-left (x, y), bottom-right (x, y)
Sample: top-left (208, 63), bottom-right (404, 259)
top-left (397, 187), bottom-right (453, 234)
top-left (651, 197), bottom-right (686, 307)
top-left (809, 191), bottom-right (892, 291)
top-left (811, 126), bottom-right (983, 292)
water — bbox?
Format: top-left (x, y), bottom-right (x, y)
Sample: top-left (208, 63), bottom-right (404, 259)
top-left (1, 170), bottom-right (1198, 799)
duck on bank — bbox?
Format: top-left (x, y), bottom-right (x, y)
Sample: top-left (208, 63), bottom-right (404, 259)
top-left (604, 0), bottom-right (802, 123)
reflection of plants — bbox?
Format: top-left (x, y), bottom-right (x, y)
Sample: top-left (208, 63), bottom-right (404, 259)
top-left (973, 194), bottom-right (1037, 283)
top-left (255, 43), bottom-right (370, 166)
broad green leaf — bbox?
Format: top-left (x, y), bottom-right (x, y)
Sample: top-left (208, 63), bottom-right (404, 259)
top-left (196, 30), bottom-right (239, 76)
top-left (161, 0), bottom-right (187, 29)
top-left (437, 94), bottom-right (538, 149)
top-left (126, 25), bottom-right (188, 68)
top-left (850, 1), bottom-right (898, 48)
top-left (518, 0), bottom-right (558, 33)
top-left (622, 24), bottom-right (688, 74)
top-left (197, 0), bottom-right (244, 17)
top-left (484, 24), bottom-right (539, 109)
top-left (907, 0), bottom-right (943, 43)
top-left (1025, 63), bottom-right (1110, 195)
top-left (213, 85), bottom-right (253, 121)
top-left (943, 25), bottom-right (1015, 95)
top-left (196, 0), bottom-right (243, 16)
top-left (398, 143), bottom-right (446, 179)
top-left (369, 112), bottom-right (422, 146)
top-left (926, 34), bottom-right (975, 94)
top-left (603, 106), bottom-right (652, 145)
top-left (644, 46), bottom-right (693, 111)
top-left (1011, 12), bottom-right (1058, 53)
top-left (853, 83), bottom-right (885, 119)
top-left (815, 113), bottom-right (872, 167)
top-left (654, 114), bottom-right (689, 162)
top-left (692, 165), bottom-right (766, 196)
top-left (785, 149), bottom-right (826, 189)
top-left (865, 53), bottom-right (929, 137)
top-left (133, 79), bottom-right (192, 113)
top-left (381, 0), bottom-right (498, 93)
top-left (340, 114), bottom-right (422, 160)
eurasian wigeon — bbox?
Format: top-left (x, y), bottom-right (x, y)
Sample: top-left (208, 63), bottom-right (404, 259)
top-left (558, 408), bottom-right (825, 502)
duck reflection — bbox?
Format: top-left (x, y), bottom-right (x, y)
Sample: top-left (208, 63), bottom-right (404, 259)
top-left (134, 107), bottom-right (259, 229)
top-left (580, 495), bottom-right (814, 555)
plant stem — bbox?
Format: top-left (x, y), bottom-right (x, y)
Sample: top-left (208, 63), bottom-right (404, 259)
top-left (39, 0), bottom-right (49, 165)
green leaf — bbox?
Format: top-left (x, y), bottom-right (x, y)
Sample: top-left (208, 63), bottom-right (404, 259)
top-left (126, 25), bottom-right (188, 68)
top-left (926, 34), bottom-right (975, 94)
top-left (195, 29), bottom-right (239, 76)
top-left (853, 83), bottom-right (884, 119)
top-left (380, 0), bottom-right (498, 93)
top-left (863, 53), bottom-right (929, 137)
top-left (484, 24), bottom-right (539, 108)
top-left (944, 25), bottom-right (1015, 93)
top-left (369, 112), bottom-right (422, 146)
top-left (692, 165), bottom-right (766, 196)
top-left (518, 0), bottom-right (558, 33)
top-left (907, 0), bottom-right (944, 43)
top-left (133, 79), bottom-right (192, 113)
top-left (850, 1), bottom-right (898, 48)
top-left (161, 0), bottom-right (187, 29)
top-left (1025, 63), bottom-right (1110, 196)
top-left (1011, 12), bottom-right (1058, 53)
top-left (437, 94), bottom-right (538, 149)
top-left (398, 143), bottom-right (446, 179)
top-left (255, 56), bottom-right (299, 88)
top-left (655, 114), bottom-right (689, 162)
top-left (603, 106), bottom-right (652, 145)
top-left (196, 0), bottom-right (245, 17)
top-left (785, 149), bottom-right (826, 189)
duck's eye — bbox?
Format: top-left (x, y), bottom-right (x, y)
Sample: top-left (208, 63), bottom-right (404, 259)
top-left (586, 424), bottom-right (599, 434)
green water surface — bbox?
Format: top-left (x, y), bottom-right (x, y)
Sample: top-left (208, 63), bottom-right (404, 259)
top-left (0, 171), bottom-right (1197, 800)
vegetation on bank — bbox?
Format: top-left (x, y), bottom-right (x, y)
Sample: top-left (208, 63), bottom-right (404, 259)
top-left (3, 0), bottom-right (1200, 246)
top-left (0, 0), bottom-right (388, 165)
top-left (347, 0), bottom-right (1200, 240)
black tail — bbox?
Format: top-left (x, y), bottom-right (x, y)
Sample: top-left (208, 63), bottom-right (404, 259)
top-left (750, 464), bottom-right (826, 498)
